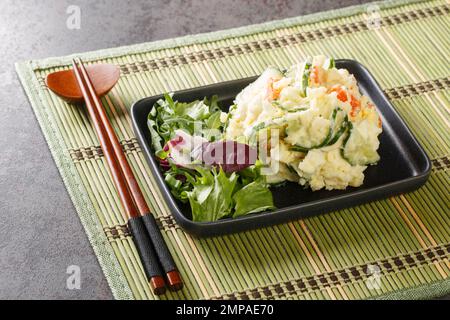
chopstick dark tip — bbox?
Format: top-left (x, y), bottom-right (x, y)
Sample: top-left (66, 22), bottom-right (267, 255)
top-left (166, 270), bottom-right (183, 291)
top-left (151, 276), bottom-right (167, 295)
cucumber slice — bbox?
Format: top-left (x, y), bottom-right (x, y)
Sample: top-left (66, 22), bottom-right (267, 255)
top-left (327, 114), bottom-right (349, 146)
top-left (288, 107), bottom-right (308, 113)
top-left (286, 163), bottom-right (299, 177)
top-left (341, 122), bottom-right (380, 165)
top-left (288, 107), bottom-right (351, 153)
top-left (289, 107), bottom-right (338, 152)
top-left (251, 116), bottom-right (287, 136)
top-left (300, 61), bottom-right (312, 97)
top-left (289, 145), bottom-right (311, 153)
top-left (248, 118), bottom-right (287, 145)
top-left (272, 101), bottom-right (308, 113)
top-left (342, 121), bottom-right (353, 146)
top-left (251, 119), bottom-right (279, 134)
top-left (252, 121), bottom-right (267, 133)
top-left (323, 57), bottom-right (335, 69)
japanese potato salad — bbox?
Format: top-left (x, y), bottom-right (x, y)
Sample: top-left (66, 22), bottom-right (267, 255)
top-left (148, 56), bottom-right (383, 222)
top-left (226, 55), bottom-right (383, 191)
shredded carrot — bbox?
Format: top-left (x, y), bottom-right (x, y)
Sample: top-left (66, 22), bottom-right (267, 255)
top-left (267, 78), bottom-right (281, 100)
top-left (272, 87), bottom-right (281, 100)
top-left (329, 86), bottom-right (348, 102)
top-left (350, 95), bottom-right (361, 117)
top-left (350, 95), bottom-right (360, 108)
top-left (310, 66), bottom-right (320, 84)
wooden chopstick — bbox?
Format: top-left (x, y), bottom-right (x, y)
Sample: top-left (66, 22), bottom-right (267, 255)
top-left (71, 59), bottom-right (167, 295)
top-left (73, 58), bottom-right (183, 291)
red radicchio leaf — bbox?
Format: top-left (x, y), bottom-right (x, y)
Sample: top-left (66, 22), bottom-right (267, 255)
top-left (168, 135), bottom-right (184, 148)
top-left (201, 141), bottom-right (257, 173)
top-left (163, 134), bottom-right (184, 152)
top-left (175, 174), bottom-right (187, 183)
top-left (158, 158), bottom-right (171, 171)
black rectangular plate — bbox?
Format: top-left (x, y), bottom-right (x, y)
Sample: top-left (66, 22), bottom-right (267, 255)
top-left (131, 60), bottom-right (431, 237)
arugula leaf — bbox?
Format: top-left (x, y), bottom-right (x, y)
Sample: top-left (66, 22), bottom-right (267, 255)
top-left (201, 97), bottom-right (223, 141)
top-left (176, 100), bottom-right (210, 120)
top-left (147, 117), bottom-right (163, 154)
top-left (205, 111), bottom-right (222, 129)
top-left (148, 94), bottom-right (222, 146)
top-left (238, 160), bottom-right (263, 186)
top-left (232, 181), bottom-right (275, 218)
top-left (186, 167), bottom-right (238, 222)
top-left (203, 111), bottom-right (222, 141)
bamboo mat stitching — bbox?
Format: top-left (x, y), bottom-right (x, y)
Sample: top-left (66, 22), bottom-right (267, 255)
top-left (31, 4), bottom-right (449, 79)
top-left (212, 243), bottom-right (450, 299)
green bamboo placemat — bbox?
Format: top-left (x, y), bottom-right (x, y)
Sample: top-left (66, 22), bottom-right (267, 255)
top-left (16, 0), bottom-right (450, 300)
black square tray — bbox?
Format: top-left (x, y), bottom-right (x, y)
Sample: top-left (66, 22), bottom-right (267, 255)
top-left (131, 60), bottom-right (431, 237)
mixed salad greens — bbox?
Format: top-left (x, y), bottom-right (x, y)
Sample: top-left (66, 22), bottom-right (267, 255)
top-left (148, 93), bottom-right (275, 222)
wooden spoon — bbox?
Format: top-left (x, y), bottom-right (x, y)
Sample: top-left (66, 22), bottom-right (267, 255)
top-left (45, 63), bottom-right (120, 103)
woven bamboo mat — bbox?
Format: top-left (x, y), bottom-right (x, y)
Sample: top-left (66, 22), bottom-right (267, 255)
top-left (16, 0), bottom-right (450, 300)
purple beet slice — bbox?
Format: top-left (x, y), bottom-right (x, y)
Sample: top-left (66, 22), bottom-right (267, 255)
top-left (201, 141), bottom-right (257, 173)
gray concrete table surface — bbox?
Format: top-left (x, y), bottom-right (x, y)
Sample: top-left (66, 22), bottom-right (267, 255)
top-left (0, 0), bottom-right (447, 300)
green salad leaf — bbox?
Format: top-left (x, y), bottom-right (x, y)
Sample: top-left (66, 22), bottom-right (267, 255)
top-left (148, 94), bottom-right (223, 143)
top-left (232, 181), bottom-right (275, 218)
top-left (237, 160), bottom-right (263, 186)
top-left (147, 117), bottom-right (164, 155)
top-left (186, 167), bottom-right (238, 222)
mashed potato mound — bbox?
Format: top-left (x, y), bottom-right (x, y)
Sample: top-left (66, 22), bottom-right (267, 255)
top-left (226, 55), bottom-right (382, 191)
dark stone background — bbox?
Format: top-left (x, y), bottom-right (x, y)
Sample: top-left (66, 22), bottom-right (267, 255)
top-left (0, 0), bottom-right (447, 300)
